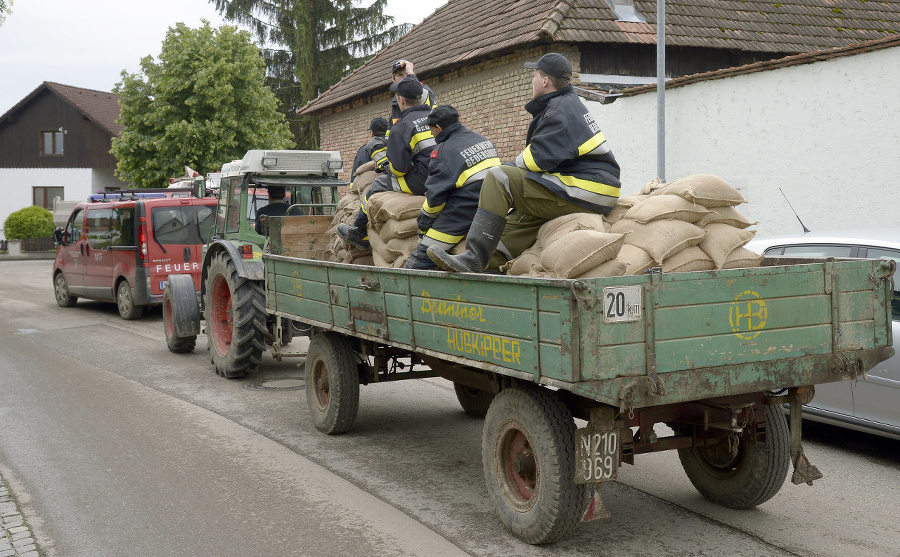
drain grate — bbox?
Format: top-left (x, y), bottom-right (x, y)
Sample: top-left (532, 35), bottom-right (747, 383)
top-left (245, 376), bottom-right (306, 391)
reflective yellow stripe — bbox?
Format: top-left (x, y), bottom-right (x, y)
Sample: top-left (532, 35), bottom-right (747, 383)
top-left (455, 157), bottom-right (501, 188)
top-left (410, 130), bottom-right (434, 151)
top-left (425, 228), bottom-right (465, 244)
top-left (522, 145), bottom-right (542, 172)
top-left (578, 131), bottom-right (607, 157)
top-left (360, 199), bottom-right (368, 215)
top-left (389, 162), bottom-right (405, 177)
top-left (422, 200), bottom-right (445, 215)
top-left (548, 172), bottom-right (620, 197)
top-left (396, 175), bottom-right (413, 194)
top-left (371, 147), bottom-right (386, 159)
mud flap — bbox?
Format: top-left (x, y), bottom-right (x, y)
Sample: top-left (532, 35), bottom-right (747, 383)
top-left (789, 399), bottom-right (823, 485)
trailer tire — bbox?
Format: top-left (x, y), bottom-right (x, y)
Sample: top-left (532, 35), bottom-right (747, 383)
top-left (116, 280), bottom-right (144, 320)
top-left (453, 382), bottom-right (495, 418)
top-left (305, 333), bottom-right (360, 435)
top-left (482, 386), bottom-right (589, 544)
top-left (678, 404), bottom-right (790, 509)
top-left (205, 252), bottom-right (266, 378)
top-left (163, 275), bottom-right (199, 353)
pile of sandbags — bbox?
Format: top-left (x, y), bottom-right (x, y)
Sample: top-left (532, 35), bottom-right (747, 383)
top-left (503, 174), bottom-right (762, 278)
top-left (365, 191), bottom-right (425, 268)
top-left (323, 162), bottom-right (378, 265)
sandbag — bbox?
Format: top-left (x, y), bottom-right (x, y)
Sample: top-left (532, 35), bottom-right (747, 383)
top-left (574, 259), bottom-right (627, 279)
top-left (661, 246), bottom-right (716, 273)
top-left (623, 194), bottom-right (710, 224)
top-left (386, 236), bottom-right (420, 258)
top-left (536, 213), bottom-right (609, 247)
top-left (615, 244), bottom-right (655, 275)
top-left (351, 169), bottom-right (377, 194)
top-left (380, 216), bottom-right (419, 240)
top-left (541, 231), bottom-right (625, 279)
top-left (603, 195), bottom-right (648, 225)
top-left (652, 174), bottom-right (746, 207)
top-left (698, 223), bottom-right (756, 269)
top-left (610, 219), bottom-right (706, 264)
top-left (638, 178), bottom-right (667, 196)
top-left (502, 246), bottom-right (544, 276)
top-left (357, 160), bottom-right (376, 175)
top-left (368, 229), bottom-right (394, 265)
top-left (721, 247), bottom-right (764, 269)
top-left (370, 193), bottom-right (426, 230)
top-left (696, 205), bottom-right (755, 229)
top-left (337, 192), bottom-right (360, 212)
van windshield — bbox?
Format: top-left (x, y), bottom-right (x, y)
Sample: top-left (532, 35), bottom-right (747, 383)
top-left (151, 205), bottom-right (216, 245)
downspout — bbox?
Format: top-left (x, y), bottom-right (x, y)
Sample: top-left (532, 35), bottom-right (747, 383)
top-left (657, 0), bottom-right (666, 181)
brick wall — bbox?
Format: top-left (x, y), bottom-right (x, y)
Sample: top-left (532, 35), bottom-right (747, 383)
top-left (318, 44), bottom-right (582, 188)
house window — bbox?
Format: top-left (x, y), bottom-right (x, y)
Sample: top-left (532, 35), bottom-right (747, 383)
top-left (33, 186), bottom-right (65, 209)
top-left (41, 130), bottom-right (65, 155)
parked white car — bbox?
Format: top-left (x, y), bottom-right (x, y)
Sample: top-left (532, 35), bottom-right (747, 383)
top-left (746, 229), bottom-right (900, 439)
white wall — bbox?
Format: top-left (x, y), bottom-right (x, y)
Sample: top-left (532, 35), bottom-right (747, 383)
top-left (0, 168), bottom-right (94, 239)
top-left (589, 45), bottom-right (900, 237)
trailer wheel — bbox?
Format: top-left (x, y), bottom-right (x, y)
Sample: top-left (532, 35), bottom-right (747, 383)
top-left (116, 280), bottom-right (144, 320)
top-left (163, 275), bottom-right (199, 353)
top-left (482, 386), bottom-right (589, 544)
top-left (305, 333), bottom-right (360, 435)
top-left (205, 252), bottom-right (266, 378)
top-left (678, 404), bottom-right (790, 509)
top-left (54, 272), bottom-right (77, 307)
top-left (453, 382), bottom-right (495, 418)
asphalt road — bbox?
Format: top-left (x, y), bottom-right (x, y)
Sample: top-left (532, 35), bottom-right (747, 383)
top-left (1, 260), bottom-right (898, 556)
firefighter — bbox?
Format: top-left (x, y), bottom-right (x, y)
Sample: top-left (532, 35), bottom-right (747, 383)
top-left (389, 59), bottom-right (436, 129)
top-left (350, 117), bottom-right (389, 181)
top-left (403, 105), bottom-right (501, 270)
top-left (427, 52), bottom-right (622, 273)
top-left (337, 76), bottom-right (436, 249)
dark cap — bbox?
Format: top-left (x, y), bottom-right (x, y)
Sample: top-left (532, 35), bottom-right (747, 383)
top-left (389, 76), bottom-right (424, 100)
top-left (369, 117), bottom-right (389, 135)
top-left (426, 105), bottom-right (459, 128)
top-left (391, 60), bottom-right (407, 75)
top-left (524, 53), bottom-right (572, 80)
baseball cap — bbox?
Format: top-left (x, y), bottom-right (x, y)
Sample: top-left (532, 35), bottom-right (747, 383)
top-left (391, 60), bottom-right (407, 75)
top-left (426, 105), bottom-right (459, 128)
top-left (389, 76), bottom-right (424, 99)
top-left (524, 53), bottom-right (572, 80)
top-left (369, 117), bottom-right (389, 135)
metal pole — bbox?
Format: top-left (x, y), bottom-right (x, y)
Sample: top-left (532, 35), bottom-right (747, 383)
top-left (657, 0), bottom-right (666, 181)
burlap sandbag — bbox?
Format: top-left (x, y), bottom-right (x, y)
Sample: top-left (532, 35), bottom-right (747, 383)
top-left (337, 192), bottom-right (360, 212)
top-left (698, 223), bottom-right (756, 269)
top-left (351, 254), bottom-right (375, 266)
top-left (661, 246), bottom-right (716, 273)
top-left (386, 236), bottom-right (420, 258)
top-left (695, 205), bottom-right (755, 229)
top-left (536, 213), bottom-right (609, 247)
top-left (721, 247), bottom-right (765, 269)
top-left (502, 246), bottom-right (544, 276)
top-left (368, 228), bottom-right (395, 266)
top-left (541, 231), bottom-right (625, 279)
top-left (574, 259), bottom-right (628, 279)
top-left (380, 216), bottom-right (419, 240)
top-left (351, 168), bottom-right (377, 195)
top-left (370, 193), bottom-right (426, 230)
top-left (615, 244), bottom-right (655, 275)
top-left (610, 219), bottom-right (706, 264)
top-left (623, 194), bottom-right (710, 224)
top-left (603, 195), bottom-right (649, 225)
top-left (638, 178), bottom-right (667, 196)
top-left (652, 174), bottom-right (746, 208)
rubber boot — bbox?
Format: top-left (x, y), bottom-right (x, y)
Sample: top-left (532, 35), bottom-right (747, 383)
top-left (427, 208), bottom-right (506, 272)
top-left (336, 223), bottom-right (370, 250)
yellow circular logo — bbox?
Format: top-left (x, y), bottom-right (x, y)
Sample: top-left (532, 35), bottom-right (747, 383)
top-left (730, 290), bottom-right (767, 339)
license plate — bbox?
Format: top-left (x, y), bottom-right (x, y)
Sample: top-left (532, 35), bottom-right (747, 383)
top-left (160, 280), bottom-right (168, 290)
top-left (575, 427), bottom-right (620, 484)
top-left (603, 285), bottom-right (642, 323)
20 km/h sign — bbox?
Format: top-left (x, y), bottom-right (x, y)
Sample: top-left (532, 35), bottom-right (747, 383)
top-left (602, 285), bottom-right (642, 323)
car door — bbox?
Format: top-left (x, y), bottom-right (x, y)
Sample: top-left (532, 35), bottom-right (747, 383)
top-left (851, 246), bottom-right (900, 432)
top-left (59, 208), bottom-right (86, 295)
top-left (778, 244), bottom-right (857, 420)
top-left (82, 206), bottom-right (116, 300)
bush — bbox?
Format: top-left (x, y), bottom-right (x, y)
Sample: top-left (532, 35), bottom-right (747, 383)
top-left (3, 206), bottom-right (55, 240)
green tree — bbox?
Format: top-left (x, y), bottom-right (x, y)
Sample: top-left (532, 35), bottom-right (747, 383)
top-left (0, 0), bottom-right (12, 26)
top-left (111, 22), bottom-right (293, 188)
top-left (210, 0), bottom-right (411, 148)
top-left (4, 206), bottom-right (54, 240)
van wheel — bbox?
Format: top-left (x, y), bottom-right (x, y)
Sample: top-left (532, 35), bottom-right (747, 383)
top-left (54, 272), bottom-right (77, 307)
top-left (116, 280), bottom-right (144, 320)
top-left (164, 274), bottom-right (199, 353)
top-left (205, 252), bottom-right (266, 378)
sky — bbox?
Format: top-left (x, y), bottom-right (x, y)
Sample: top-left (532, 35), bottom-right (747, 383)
top-left (0, 0), bottom-right (448, 114)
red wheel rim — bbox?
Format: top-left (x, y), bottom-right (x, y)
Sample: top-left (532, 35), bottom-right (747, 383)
top-left (507, 429), bottom-right (537, 502)
top-left (164, 299), bottom-right (174, 338)
top-left (209, 274), bottom-right (233, 355)
top-left (311, 359), bottom-right (330, 411)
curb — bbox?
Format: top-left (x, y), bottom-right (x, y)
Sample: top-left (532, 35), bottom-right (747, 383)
top-left (0, 473), bottom-right (41, 557)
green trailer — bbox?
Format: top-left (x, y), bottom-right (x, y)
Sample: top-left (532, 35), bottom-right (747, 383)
top-left (256, 218), bottom-right (894, 544)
